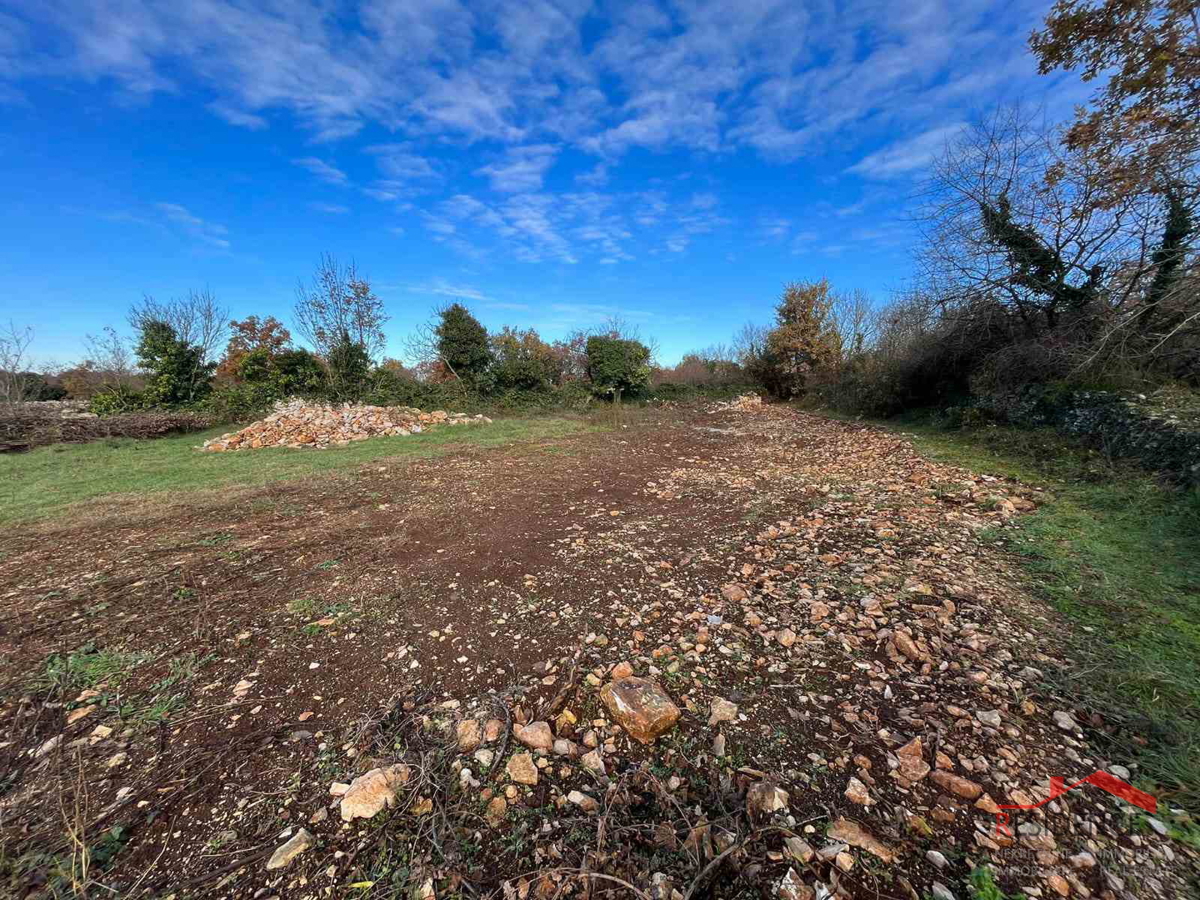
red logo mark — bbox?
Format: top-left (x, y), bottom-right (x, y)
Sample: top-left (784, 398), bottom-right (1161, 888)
top-left (995, 771), bottom-right (1156, 837)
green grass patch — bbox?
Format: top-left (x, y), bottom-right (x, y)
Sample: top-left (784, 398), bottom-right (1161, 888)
top-left (1, 417), bottom-right (591, 525)
top-left (842, 411), bottom-right (1200, 812)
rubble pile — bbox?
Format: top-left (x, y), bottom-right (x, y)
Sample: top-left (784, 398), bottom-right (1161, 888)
top-left (711, 393), bottom-right (764, 412)
top-left (201, 399), bottom-right (491, 451)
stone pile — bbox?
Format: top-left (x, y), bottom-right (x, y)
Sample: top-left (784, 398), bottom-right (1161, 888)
top-left (200, 399), bottom-right (491, 451)
top-left (712, 393), bottom-right (763, 412)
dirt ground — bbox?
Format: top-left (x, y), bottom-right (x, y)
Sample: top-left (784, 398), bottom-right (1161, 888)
top-left (2, 401), bottom-right (1196, 900)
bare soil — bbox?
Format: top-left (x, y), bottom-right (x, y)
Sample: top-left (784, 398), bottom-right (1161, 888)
top-left (1, 402), bottom-right (1195, 899)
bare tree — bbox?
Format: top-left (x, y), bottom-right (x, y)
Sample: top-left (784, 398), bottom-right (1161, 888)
top-left (918, 105), bottom-right (1197, 379)
top-left (83, 326), bottom-right (135, 387)
top-left (129, 288), bottom-right (230, 365)
top-left (294, 254), bottom-right (388, 360)
top-left (830, 288), bottom-right (877, 360)
top-left (0, 320), bottom-right (35, 405)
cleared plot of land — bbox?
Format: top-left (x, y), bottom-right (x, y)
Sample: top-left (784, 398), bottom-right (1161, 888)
top-left (0, 416), bottom-right (590, 525)
top-left (1, 404), bottom-right (1195, 900)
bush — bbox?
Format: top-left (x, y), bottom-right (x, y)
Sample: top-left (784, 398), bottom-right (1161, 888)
top-left (585, 336), bottom-right (651, 401)
top-left (201, 383), bottom-right (278, 423)
top-left (89, 384), bottom-right (148, 417)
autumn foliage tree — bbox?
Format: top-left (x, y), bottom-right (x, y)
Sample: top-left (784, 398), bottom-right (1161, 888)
top-left (1030, 0), bottom-right (1200, 198)
top-left (758, 280), bottom-right (844, 398)
top-left (217, 315), bottom-right (292, 380)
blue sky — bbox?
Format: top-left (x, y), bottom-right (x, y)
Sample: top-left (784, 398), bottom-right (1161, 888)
top-left (0, 0), bottom-right (1087, 366)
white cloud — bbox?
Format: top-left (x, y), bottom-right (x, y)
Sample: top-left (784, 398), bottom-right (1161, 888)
top-left (310, 202), bottom-right (350, 214)
top-left (2, 0), bottom-right (1068, 171)
top-left (846, 123), bottom-right (966, 179)
top-left (407, 278), bottom-right (489, 302)
top-left (690, 192), bottom-right (718, 210)
top-left (475, 144), bottom-right (559, 193)
top-left (293, 157), bottom-right (349, 186)
top-left (208, 102), bottom-right (267, 130)
top-left (154, 202), bottom-right (230, 249)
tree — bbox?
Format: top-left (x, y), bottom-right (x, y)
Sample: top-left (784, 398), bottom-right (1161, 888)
top-left (218, 315), bottom-right (292, 380)
top-left (489, 326), bottom-right (562, 391)
top-left (129, 290), bottom-right (227, 404)
top-left (294, 254), bottom-right (387, 361)
top-left (273, 349), bottom-right (326, 394)
top-left (1030, 0), bottom-right (1200, 197)
top-left (760, 280), bottom-right (843, 398)
top-left (585, 335), bottom-right (651, 401)
top-left (134, 319), bottom-right (215, 405)
top-left (0, 321), bottom-right (36, 405)
top-left (326, 332), bottom-right (373, 401)
top-left (434, 303), bottom-right (492, 383)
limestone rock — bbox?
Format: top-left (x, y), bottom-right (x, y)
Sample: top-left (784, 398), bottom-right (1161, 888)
top-left (340, 764), bottom-right (411, 821)
top-left (930, 770), bottom-right (983, 800)
top-left (708, 697), bottom-right (738, 726)
top-left (828, 818), bottom-right (896, 863)
top-left (457, 719), bottom-right (481, 752)
top-left (507, 752), bottom-right (538, 785)
top-left (266, 828), bottom-right (314, 870)
top-left (600, 677), bottom-right (680, 744)
top-left (514, 721), bottom-right (554, 751)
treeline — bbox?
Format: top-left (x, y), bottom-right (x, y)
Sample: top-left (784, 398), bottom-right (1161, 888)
top-left (5, 255), bottom-right (741, 421)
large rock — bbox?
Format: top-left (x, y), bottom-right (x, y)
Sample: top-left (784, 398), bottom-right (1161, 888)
top-left (339, 764), bottom-right (411, 821)
top-left (600, 677), bottom-right (680, 744)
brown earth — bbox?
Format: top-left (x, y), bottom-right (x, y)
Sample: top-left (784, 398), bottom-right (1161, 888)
top-left (1, 402), bottom-right (1195, 899)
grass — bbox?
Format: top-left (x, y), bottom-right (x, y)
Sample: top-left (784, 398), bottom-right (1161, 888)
top-left (0, 416), bottom-right (591, 525)
top-left (837, 410), bottom-right (1200, 812)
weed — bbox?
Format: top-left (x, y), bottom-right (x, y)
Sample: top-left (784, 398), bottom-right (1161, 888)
top-left (36, 644), bottom-right (145, 698)
top-left (967, 865), bottom-right (1026, 900)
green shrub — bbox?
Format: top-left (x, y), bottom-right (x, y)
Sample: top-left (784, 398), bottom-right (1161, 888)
top-left (585, 336), bottom-right (651, 401)
top-left (89, 384), bottom-right (147, 417)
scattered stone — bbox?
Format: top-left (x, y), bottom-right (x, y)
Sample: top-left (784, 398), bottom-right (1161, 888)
top-left (581, 749), bottom-right (606, 775)
top-left (514, 721), bottom-right (554, 751)
top-left (340, 764), bottom-right (411, 821)
top-left (976, 710), bottom-right (1002, 728)
top-left (926, 850), bottom-right (948, 869)
top-left (567, 790), bottom-right (599, 813)
top-left (746, 781), bottom-right (789, 817)
top-left (930, 770), bottom-right (983, 800)
top-left (895, 736), bottom-right (930, 781)
top-left (599, 677), bottom-right (680, 744)
top-left (777, 628), bottom-right (797, 648)
top-left (712, 733), bottom-right (726, 757)
top-left (1052, 711), bottom-right (1078, 731)
top-left (844, 777), bottom-right (873, 806)
top-left (457, 719), bottom-right (481, 752)
top-left (1046, 873), bottom-right (1071, 897)
top-left (708, 697), bottom-right (738, 726)
top-left (486, 796), bottom-right (507, 827)
top-left (931, 883), bottom-right (956, 900)
top-left (266, 828), bottom-right (314, 870)
top-left (507, 752), bottom-right (538, 786)
top-left (612, 661), bottom-right (635, 680)
top-left (827, 818), bottom-right (896, 863)
top-left (66, 705), bottom-right (96, 725)
top-left (777, 867), bottom-right (812, 900)
top-left (721, 583), bottom-right (748, 603)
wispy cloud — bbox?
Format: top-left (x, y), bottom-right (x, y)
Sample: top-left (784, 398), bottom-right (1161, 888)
top-left (309, 202), bottom-right (349, 214)
top-left (475, 144), bottom-right (558, 193)
top-left (154, 202), bottom-right (230, 249)
top-left (3, 1), bottom-right (1067, 169)
top-left (407, 278), bottom-right (489, 302)
top-left (293, 157), bottom-right (349, 186)
top-left (846, 123), bottom-right (966, 179)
